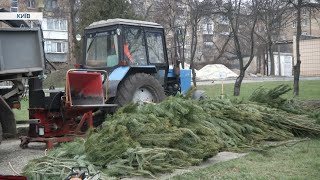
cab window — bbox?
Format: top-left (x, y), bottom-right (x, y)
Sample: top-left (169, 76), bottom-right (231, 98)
top-left (86, 30), bottom-right (119, 67)
top-left (123, 27), bottom-right (147, 65)
top-left (146, 32), bottom-right (165, 64)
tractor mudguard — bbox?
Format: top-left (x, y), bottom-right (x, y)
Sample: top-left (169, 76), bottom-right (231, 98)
top-left (107, 66), bottom-right (157, 99)
top-left (107, 66), bottom-right (130, 99)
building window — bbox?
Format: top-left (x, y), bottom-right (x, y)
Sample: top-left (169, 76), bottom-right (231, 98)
top-left (186, 40), bottom-right (190, 45)
top-left (185, 52), bottom-right (189, 58)
top-left (45, 0), bottom-right (58, 11)
top-left (302, 19), bottom-right (308, 26)
top-left (45, 41), bottom-right (68, 53)
top-left (10, 0), bottom-right (18, 12)
top-left (302, 8), bottom-right (307, 15)
top-left (46, 19), bottom-right (67, 31)
top-left (197, 48), bottom-right (202, 54)
top-left (292, 21), bottom-right (296, 28)
top-left (28, 0), bottom-right (36, 8)
top-left (202, 23), bottom-right (207, 32)
top-left (207, 24), bottom-right (213, 34)
top-left (203, 35), bottom-right (212, 42)
top-left (302, 32), bottom-right (307, 35)
top-left (220, 15), bottom-right (228, 25)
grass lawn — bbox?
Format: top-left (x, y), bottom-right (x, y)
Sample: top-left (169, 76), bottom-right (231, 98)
top-left (172, 139), bottom-right (320, 180)
top-left (198, 80), bottom-right (320, 100)
top-left (13, 99), bottom-right (29, 120)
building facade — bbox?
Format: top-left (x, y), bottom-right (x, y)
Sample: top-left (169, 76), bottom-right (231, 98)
top-left (280, 6), bottom-right (320, 41)
top-left (42, 0), bottom-right (69, 62)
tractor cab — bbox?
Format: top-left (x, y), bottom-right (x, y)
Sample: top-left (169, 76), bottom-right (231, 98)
top-left (83, 19), bottom-right (169, 71)
top-left (81, 19), bottom-right (182, 102)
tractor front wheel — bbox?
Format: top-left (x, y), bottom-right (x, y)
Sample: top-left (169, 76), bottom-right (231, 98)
top-left (115, 73), bottom-right (166, 106)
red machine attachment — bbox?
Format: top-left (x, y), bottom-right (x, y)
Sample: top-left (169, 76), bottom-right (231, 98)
top-left (20, 70), bottom-right (116, 149)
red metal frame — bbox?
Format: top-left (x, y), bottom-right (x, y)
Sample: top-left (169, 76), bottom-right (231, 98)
top-left (20, 70), bottom-right (106, 149)
top-left (20, 111), bottom-right (93, 149)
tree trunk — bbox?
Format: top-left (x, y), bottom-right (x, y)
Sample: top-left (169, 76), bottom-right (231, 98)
top-left (68, 0), bottom-right (76, 65)
top-left (293, 0), bottom-right (302, 96)
top-left (268, 42), bottom-right (275, 75)
top-left (190, 19), bottom-right (198, 87)
top-left (293, 61), bottom-right (300, 96)
top-left (265, 46), bottom-right (269, 75)
top-left (234, 71), bottom-right (245, 96)
top-left (262, 47), bottom-right (266, 75)
top-left (181, 26), bottom-right (187, 69)
top-left (192, 68), bottom-right (197, 86)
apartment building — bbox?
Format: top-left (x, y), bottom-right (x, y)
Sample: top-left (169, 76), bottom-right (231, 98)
top-left (42, 0), bottom-right (69, 62)
top-left (280, 6), bottom-right (320, 41)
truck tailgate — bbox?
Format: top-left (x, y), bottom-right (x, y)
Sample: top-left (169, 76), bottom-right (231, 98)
top-left (0, 28), bottom-right (44, 75)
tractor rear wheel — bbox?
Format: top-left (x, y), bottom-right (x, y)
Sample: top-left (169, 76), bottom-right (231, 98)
top-left (115, 73), bottom-right (166, 106)
top-left (0, 110), bottom-right (16, 138)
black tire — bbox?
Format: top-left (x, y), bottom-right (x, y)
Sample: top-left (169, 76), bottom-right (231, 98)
top-left (0, 122), bottom-right (2, 144)
top-left (115, 73), bottom-right (166, 106)
top-left (0, 110), bottom-right (16, 138)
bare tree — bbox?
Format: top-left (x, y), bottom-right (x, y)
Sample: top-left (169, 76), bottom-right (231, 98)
top-left (256, 0), bottom-right (290, 76)
top-left (187, 0), bottom-right (204, 86)
top-left (186, 0), bottom-right (217, 86)
top-left (223, 0), bottom-right (259, 96)
top-left (178, 23), bottom-right (188, 69)
top-left (68, 0), bottom-right (80, 64)
top-left (151, 0), bottom-right (179, 65)
top-left (288, 0), bottom-right (320, 96)
top-left (130, 0), bottom-right (154, 21)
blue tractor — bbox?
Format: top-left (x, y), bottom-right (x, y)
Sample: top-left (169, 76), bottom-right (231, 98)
top-left (18, 19), bottom-right (194, 148)
top-left (81, 19), bottom-right (192, 107)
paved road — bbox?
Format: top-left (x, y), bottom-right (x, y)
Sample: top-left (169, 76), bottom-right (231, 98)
top-left (0, 139), bottom-right (45, 175)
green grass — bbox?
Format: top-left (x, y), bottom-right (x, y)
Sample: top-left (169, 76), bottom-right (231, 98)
top-left (171, 139), bottom-right (320, 180)
top-left (198, 80), bottom-right (320, 101)
top-left (13, 99), bottom-right (29, 120)
top-left (13, 80), bottom-right (320, 120)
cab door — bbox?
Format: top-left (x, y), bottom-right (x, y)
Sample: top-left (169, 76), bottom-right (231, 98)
top-left (145, 28), bottom-right (169, 85)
